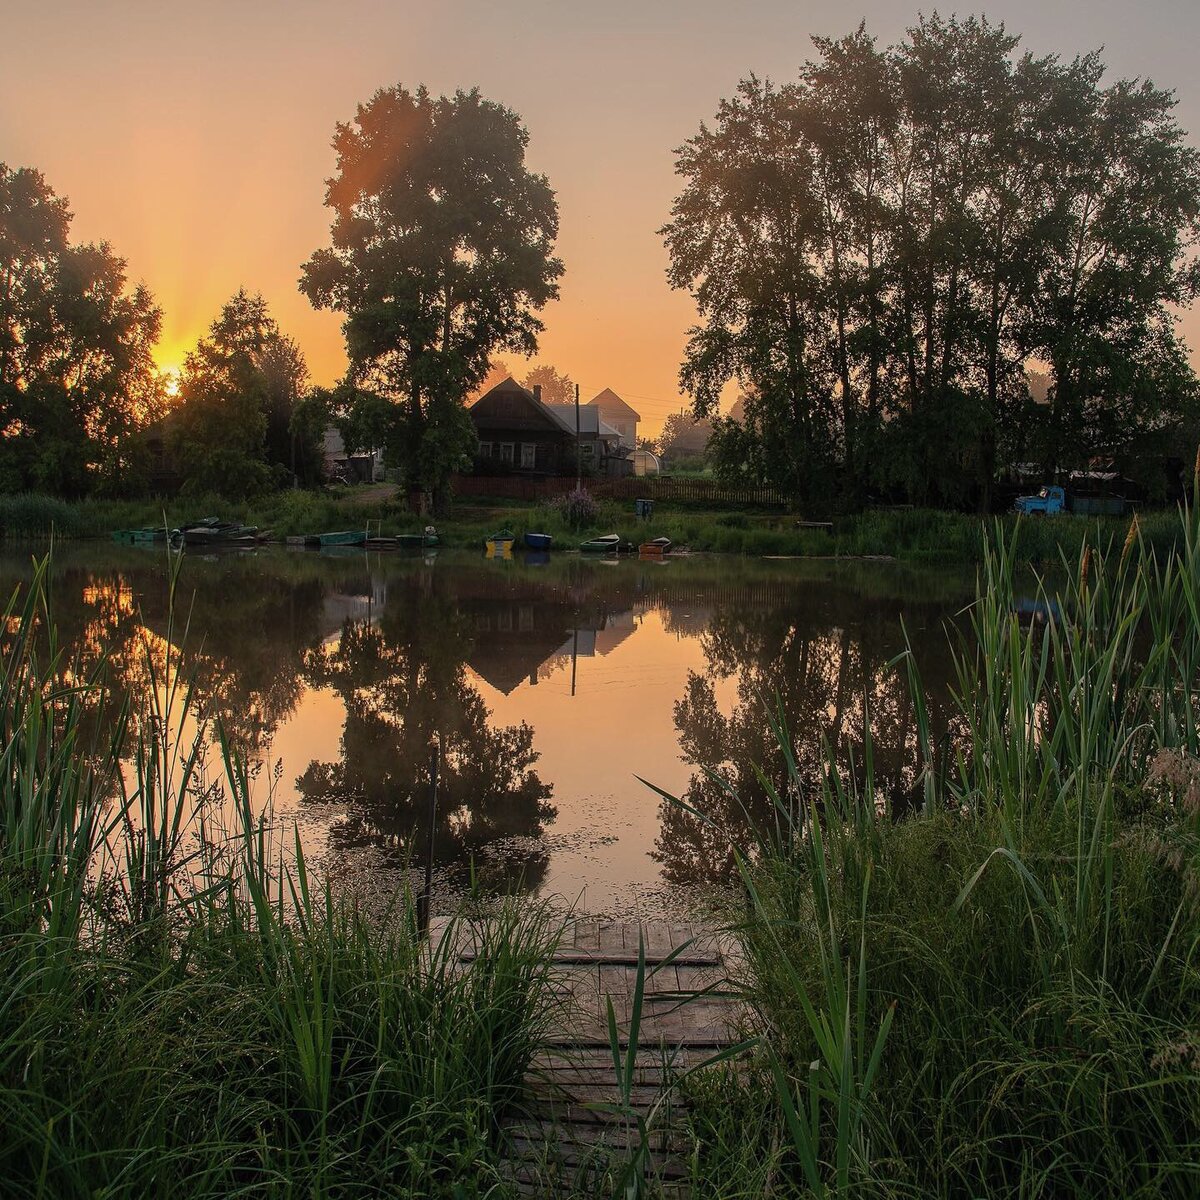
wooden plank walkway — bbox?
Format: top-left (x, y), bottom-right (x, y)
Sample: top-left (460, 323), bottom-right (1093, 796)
top-left (428, 917), bottom-right (748, 1196)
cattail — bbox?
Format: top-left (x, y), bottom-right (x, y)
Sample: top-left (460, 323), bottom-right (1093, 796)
top-left (1120, 511), bottom-right (1140, 568)
top-left (1080, 545), bottom-right (1092, 591)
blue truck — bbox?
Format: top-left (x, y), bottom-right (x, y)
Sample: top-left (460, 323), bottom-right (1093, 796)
top-left (1013, 485), bottom-right (1127, 516)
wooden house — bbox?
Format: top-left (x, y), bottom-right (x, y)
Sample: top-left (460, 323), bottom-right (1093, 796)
top-left (586, 388), bottom-right (640, 449)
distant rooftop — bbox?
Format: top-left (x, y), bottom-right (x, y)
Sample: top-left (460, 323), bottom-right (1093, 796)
top-left (587, 388), bottom-right (640, 422)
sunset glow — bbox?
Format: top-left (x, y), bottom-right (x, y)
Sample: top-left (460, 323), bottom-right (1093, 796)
top-left (6, 1), bottom-right (1198, 438)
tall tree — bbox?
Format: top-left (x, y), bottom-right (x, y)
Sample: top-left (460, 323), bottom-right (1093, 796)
top-left (522, 362), bottom-right (574, 405)
top-left (0, 164), bottom-right (163, 495)
top-left (300, 86), bottom-right (563, 510)
top-left (171, 290), bottom-right (311, 497)
top-left (663, 20), bottom-right (1200, 509)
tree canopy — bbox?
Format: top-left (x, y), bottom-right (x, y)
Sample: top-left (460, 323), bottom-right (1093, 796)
top-left (301, 85), bottom-right (563, 508)
top-left (0, 164), bottom-right (163, 496)
top-left (170, 290), bottom-right (315, 497)
top-left (662, 18), bottom-right (1200, 507)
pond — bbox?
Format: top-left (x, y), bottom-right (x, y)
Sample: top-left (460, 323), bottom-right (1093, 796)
top-left (2, 545), bottom-right (982, 918)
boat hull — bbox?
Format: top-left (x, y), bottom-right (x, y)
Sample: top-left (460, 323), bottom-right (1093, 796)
top-left (523, 532), bottom-right (553, 551)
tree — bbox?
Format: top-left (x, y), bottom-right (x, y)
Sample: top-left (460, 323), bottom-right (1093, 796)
top-left (0, 163), bottom-right (163, 496)
top-left (522, 363), bottom-right (574, 405)
top-left (468, 359), bottom-right (514, 403)
top-left (658, 411), bottom-right (714, 460)
top-left (662, 20), bottom-right (1200, 509)
top-left (300, 85), bottom-right (563, 511)
top-left (171, 290), bottom-right (313, 497)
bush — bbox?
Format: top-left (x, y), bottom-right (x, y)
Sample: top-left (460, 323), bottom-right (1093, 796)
top-left (543, 485), bottom-right (598, 530)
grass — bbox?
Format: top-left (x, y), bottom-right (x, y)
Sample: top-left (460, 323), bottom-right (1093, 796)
top-left (0, 553), bottom-right (568, 1198)
top-left (0, 487), bottom-right (1185, 565)
top-left (656, 513), bottom-right (1200, 1197)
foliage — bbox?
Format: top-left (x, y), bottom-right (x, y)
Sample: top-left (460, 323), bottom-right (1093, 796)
top-left (169, 290), bottom-right (315, 498)
top-left (542, 485), bottom-right (599, 529)
top-left (301, 85), bottom-right (563, 510)
top-left (663, 19), bottom-right (1200, 509)
top-left (0, 163), bottom-right (164, 496)
top-left (522, 362), bottom-right (574, 405)
top-left (670, 522), bottom-right (1200, 1197)
top-left (0, 555), bottom-right (565, 1197)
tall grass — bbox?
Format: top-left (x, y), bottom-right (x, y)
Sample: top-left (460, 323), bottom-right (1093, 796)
top-left (0, 554), bottom-right (565, 1198)
top-left (668, 514), bottom-right (1200, 1197)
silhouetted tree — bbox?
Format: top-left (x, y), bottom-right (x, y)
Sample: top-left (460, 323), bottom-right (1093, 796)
top-left (522, 363), bottom-right (574, 405)
top-left (301, 86), bottom-right (563, 511)
top-left (663, 18), bottom-right (1200, 509)
top-left (171, 290), bottom-right (312, 497)
top-left (0, 164), bottom-right (163, 496)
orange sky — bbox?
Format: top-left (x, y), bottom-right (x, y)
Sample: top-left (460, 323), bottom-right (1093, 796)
top-left (4, 0), bottom-right (1199, 436)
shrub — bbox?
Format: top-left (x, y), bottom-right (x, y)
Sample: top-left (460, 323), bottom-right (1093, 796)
top-left (543, 485), bottom-right (598, 529)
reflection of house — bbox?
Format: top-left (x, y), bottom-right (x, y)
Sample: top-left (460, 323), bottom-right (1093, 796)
top-left (468, 378), bottom-right (632, 478)
top-left (587, 388), bottom-right (640, 449)
top-left (464, 598), bottom-right (638, 694)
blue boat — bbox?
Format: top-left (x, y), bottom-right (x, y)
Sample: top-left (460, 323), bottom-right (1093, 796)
top-left (524, 532), bottom-right (552, 551)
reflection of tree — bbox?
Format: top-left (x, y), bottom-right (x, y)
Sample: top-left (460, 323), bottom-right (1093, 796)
top-left (296, 582), bottom-right (555, 896)
top-left (657, 588), bottom-right (964, 888)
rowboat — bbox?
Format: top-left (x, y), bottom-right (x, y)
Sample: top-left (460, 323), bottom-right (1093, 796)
top-left (523, 532), bottom-right (553, 551)
top-left (484, 528), bottom-right (515, 548)
top-left (111, 527), bottom-right (165, 544)
top-left (316, 530), bottom-right (366, 547)
top-left (397, 528), bottom-right (440, 549)
top-left (580, 533), bottom-right (621, 553)
top-left (639, 536), bottom-right (672, 556)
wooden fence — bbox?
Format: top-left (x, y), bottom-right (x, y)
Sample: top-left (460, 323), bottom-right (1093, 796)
top-left (450, 473), bottom-right (785, 507)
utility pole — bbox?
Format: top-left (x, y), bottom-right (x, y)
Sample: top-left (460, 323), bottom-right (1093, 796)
top-left (575, 382), bottom-right (582, 490)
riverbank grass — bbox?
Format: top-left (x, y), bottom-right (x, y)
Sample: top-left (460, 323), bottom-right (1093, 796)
top-left (0, 557), bottom-right (565, 1197)
top-left (668, 521), bottom-right (1200, 1197)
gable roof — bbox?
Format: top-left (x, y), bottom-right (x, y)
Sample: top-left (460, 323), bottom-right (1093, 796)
top-left (542, 404), bottom-right (601, 436)
top-left (587, 388), bottom-right (640, 422)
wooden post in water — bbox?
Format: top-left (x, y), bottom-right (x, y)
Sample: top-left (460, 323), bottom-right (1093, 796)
top-left (417, 742), bottom-right (440, 934)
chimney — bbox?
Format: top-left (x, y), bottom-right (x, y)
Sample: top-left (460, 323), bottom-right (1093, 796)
top-left (533, 384), bottom-right (543, 404)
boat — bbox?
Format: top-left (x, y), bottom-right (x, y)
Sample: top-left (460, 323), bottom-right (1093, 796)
top-left (639, 536), bottom-right (672, 556)
top-left (580, 533), bottom-right (621, 553)
top-left (111, 527), bottom-right (165, 544)
top-left (170, 520), bottom-right (261, 547)
top-left (316, 530), bottom-right (367, 547)
top-left (397, 527), bottom-right (440, 549)
top-left (484, 528), bottom-right (515, 549)
top-left (523, 531), bottom-right (553, 551)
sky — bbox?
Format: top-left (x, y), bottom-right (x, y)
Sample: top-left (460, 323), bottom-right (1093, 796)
top-left (4, 0), bottom-right (1200, 436)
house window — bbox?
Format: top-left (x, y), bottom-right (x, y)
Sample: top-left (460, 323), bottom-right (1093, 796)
top-left (479, 442), bottom-right (492, 458)
top-left (581, 442), bottom-right (595, 458)
top-left (499, 442), bottom-right (514, 464)
top-left (520, 443), bottom-right (536, 469)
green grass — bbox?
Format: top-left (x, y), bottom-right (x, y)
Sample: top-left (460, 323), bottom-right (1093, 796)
top-left (659, 517), bottom-right (1200, 1197)
top-left (0, 555), bottom-right (568, 1198)
top-left (1, 487), bottom-right (1184, 565)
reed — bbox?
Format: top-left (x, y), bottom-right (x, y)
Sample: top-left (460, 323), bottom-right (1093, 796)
top-left (0, 553), bottom-right (565, 1197)
top-left (663, 514), bottom-right (1200, 1197)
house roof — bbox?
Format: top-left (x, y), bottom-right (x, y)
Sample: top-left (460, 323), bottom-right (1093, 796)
top-left (587, 388), bottom-right (640, 422)
top-left (470, 376), bottom-right (535, 408)
top-left (542, 404), bottom-right (601, 436)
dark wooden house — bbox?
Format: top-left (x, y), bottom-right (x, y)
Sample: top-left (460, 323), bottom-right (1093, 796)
top-left (468, 377), bottom-right (632, 477)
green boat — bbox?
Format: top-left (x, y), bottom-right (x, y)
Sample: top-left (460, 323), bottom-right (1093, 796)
top-left (397, 528), bottom-right (440, 549)
top-left (315, 530), bottom-right (367, 547)
top-left (111, 527), bottom-right (164, 544)
top-left (580, 533), bottom-right (621, 553)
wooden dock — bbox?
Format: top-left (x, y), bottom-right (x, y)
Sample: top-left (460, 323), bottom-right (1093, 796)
top-left (428, 917), bottom-right (748, 1196)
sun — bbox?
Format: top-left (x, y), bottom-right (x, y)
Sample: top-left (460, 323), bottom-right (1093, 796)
top-left (158, 365), bottom-right (182, 399)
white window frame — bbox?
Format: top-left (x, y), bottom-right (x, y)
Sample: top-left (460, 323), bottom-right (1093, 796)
top-left (499, 442), bottom-right (515, 464)
top-left (581, 441), bottom-right (595, 458)
top-left (520, 443), bottom-right (536, 469)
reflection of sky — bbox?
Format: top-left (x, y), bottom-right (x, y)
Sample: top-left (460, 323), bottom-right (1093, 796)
top-left (9, 547), bottom-right (973, 920)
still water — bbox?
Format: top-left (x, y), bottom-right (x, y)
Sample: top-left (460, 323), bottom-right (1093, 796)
top-left (3, 545), bottom-right (978, 918)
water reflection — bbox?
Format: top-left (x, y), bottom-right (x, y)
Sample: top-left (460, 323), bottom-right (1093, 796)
top-left (0, 546), bottom-right (975, 915)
